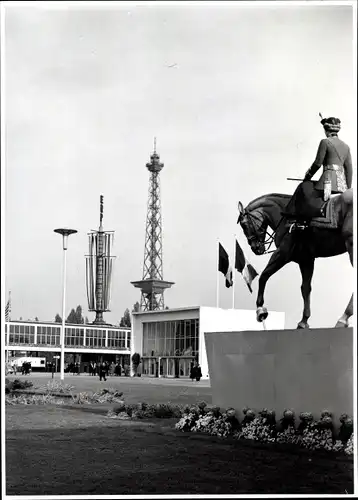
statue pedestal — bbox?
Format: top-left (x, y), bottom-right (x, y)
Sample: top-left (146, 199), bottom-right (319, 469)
top-left (205, 327), bottom-right (353, 426)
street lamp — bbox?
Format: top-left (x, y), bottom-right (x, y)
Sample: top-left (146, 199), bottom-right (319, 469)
top-left (54, 228), bottom-right (77, 380)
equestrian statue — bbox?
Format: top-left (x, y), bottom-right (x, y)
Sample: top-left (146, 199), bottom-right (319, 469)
top-left (237, 114), bottom-right (353, 329)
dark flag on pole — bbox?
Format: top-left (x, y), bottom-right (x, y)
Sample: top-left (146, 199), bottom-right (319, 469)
top-left (235, 240), bottom-right (258, 293)
top-left (218, 243), bottom-right (233, 288)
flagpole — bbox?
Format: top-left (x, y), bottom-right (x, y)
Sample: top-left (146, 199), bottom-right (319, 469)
top-left (216, 239), bottom-right (219, 308)
top-left (8, 290), bottom-right (11, 320)
top-left (6, 290), bottom-right (11, 366)
top-left (232, 235), bottom-right (236, 309)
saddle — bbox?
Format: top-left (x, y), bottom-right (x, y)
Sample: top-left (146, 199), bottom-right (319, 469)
top-left (283, 181), bottom-right (339, 231)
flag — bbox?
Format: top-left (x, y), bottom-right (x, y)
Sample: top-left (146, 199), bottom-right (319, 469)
top-left (5, 292), bottom-right (11, 321)
top-left (218, 243), bottom-right (233, 288)
top-left (235, 240), bottom-right (258, 293)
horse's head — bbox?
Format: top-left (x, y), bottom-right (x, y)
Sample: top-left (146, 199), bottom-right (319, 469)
top-left (237, 201), bottom-right (266, 255)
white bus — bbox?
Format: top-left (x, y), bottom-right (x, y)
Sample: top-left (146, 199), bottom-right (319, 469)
top-left (11, 357), bottom-right (46, 372)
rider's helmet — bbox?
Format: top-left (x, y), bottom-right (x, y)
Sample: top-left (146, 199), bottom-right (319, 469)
top-left (319, 114), bottom-right (341, 133)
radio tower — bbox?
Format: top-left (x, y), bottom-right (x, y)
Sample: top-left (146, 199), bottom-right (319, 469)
top-left (131, 139), bottom-right (174, 310)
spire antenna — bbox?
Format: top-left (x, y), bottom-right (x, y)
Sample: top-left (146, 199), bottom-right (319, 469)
top-left (154, 137), bottom-right (157, 153)
top-left (100, 195), bottom-right (104, 225)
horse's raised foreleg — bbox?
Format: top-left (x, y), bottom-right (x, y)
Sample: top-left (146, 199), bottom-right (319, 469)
top-left (297, 259), bottom-right (315, 329)
top-left (256, 248), bottom-right (291, 322)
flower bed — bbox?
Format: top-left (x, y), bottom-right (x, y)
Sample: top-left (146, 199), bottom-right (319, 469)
top-left (107, 402), bottom-right (184, 420)
top-left (5, 378), bottom-right (34, 394)
top-left (174, 403), bottom-right (354, 456)
top-left (6, 394), bottom-right (66, 405)
top-left (37, 381), bottom-right (76, 394)
top-left (5, 380), bottom-right (125, 406)
top-left (71, 388), bottom-right (124, 405)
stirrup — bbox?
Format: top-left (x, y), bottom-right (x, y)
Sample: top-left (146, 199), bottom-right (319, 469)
top-left (289, 222), bottom-right (307, 233)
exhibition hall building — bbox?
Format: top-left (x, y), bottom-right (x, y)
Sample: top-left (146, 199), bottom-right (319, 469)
top-left (5, 320), bottom-right (131, 372)
top-left (132, 306), bottom-right (285, 379)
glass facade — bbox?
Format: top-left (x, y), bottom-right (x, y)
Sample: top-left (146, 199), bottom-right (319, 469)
top-left (85, 328), bottom-right (106, 348)
top-left (5, 322), bottom-right (130, 352)
top-left (108, 330), bottom-right (126, 349)
top-left (37, 325), bottom-right (61, 346)
top-left (142, 319), bottom-right (199, 357)
top-left (9, 324), bottom-right (35, 345)
top-left (65, 327), bottom-right (84, 347)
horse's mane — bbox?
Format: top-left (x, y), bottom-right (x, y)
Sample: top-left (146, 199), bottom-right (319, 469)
top-left (245, 193), bottom-right (291, 211)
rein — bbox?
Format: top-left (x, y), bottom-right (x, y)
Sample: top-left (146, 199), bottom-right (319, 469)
top-left (245, 210), bottom-right (285, 255)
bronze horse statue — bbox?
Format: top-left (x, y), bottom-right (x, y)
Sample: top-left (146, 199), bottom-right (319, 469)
top-left (237, 189), bottom-right (353, 329)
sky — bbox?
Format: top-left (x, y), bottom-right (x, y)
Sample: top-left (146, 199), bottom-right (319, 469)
top-left (2, 1), bottom-right (356, 329)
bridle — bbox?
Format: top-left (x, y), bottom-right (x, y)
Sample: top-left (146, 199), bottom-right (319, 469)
top-left (239, 208), bottom-right (285, 255)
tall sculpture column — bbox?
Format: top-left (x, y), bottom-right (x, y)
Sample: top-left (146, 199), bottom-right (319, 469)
top-left (85, 196), bottom-right (115, 325)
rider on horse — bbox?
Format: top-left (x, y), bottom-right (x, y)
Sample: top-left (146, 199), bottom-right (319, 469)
top-left (285, 114), bottom-right (353, 224)
top-left (304, 114), bottom-right (352, 200)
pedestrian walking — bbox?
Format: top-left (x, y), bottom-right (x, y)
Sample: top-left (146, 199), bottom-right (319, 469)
top-left (195, 362), bottom-right (202, 382)
top-left (190, 361), bottom-right (195, 381)
top-left (99, 362), bottom-right (107, 381)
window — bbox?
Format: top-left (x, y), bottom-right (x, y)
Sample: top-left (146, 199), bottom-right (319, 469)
top-left (142, 319), bottom-right (199, 357)
top-left (107, 330), bottom-right (126, 349)
top-left (8, 324), bottom-right (35, 345)
top-left (85, 328), bottom-right (106, 348)
top-left (37, 326), bottom-right (60, 346)
top-left (65, 327), bottom-right (84, 347)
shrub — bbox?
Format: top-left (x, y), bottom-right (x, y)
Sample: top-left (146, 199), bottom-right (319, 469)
top-left (338, 414), bottom-right (353, 443)
top-left (71, 388), bottom-right (124, 405)
top-left (37, 381), bottom-right (75, 394)
top-left (5, 378), bottom-right (33, 394)
top-left (6, 394), bottom-right (65, 405)
top-left (174, 405), bottom-right (354, 456)
top-left (278, 409), bottom-right (295, 431)
top-left (109, 402), bottom-right (184, 420)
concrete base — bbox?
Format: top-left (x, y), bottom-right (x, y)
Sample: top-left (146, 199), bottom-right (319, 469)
top-left (205, 328), bottom-right (353, 426)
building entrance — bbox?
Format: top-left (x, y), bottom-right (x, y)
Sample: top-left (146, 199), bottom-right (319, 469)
top-left (142, 356), bottom-right (194, 378)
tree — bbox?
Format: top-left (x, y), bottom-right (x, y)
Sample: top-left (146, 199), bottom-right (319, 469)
top-left (66, 309), bottom-right (77, 324)
top-left (75, 305), bottom-right (84, 324)
top-left (119, 308), bottom-right (131, 327)
top-left (131, 352), bottom-right (141, 377)
top-left (55, 314), bottom-right (62, 323)
top-left (132, 302), bottom-right (140, 312)
top-left (66, 305), bottom-right (84, 324)
top-left (85, 316), bottom-right (89, 324)
top-left (35, 317), bottom-right (39, 322)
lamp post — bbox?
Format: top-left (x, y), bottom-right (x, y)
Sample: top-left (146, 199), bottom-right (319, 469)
top-left (54, 228), bottom-right (77, 380)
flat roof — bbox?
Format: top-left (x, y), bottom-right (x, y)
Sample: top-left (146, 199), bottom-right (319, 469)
top-left (132, 306), bottom-right (200, 315)
top-left (6, 320), bottom-right (130, 330)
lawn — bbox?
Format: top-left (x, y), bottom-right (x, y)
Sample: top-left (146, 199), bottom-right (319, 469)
top-left (6, 376), bottom-right (354, 495)
top-left (5, 373), bottom-right (212, 405)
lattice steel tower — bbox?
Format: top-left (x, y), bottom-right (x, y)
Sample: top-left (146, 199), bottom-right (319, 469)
top-left (131, 139), bottom-right (174, 310)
